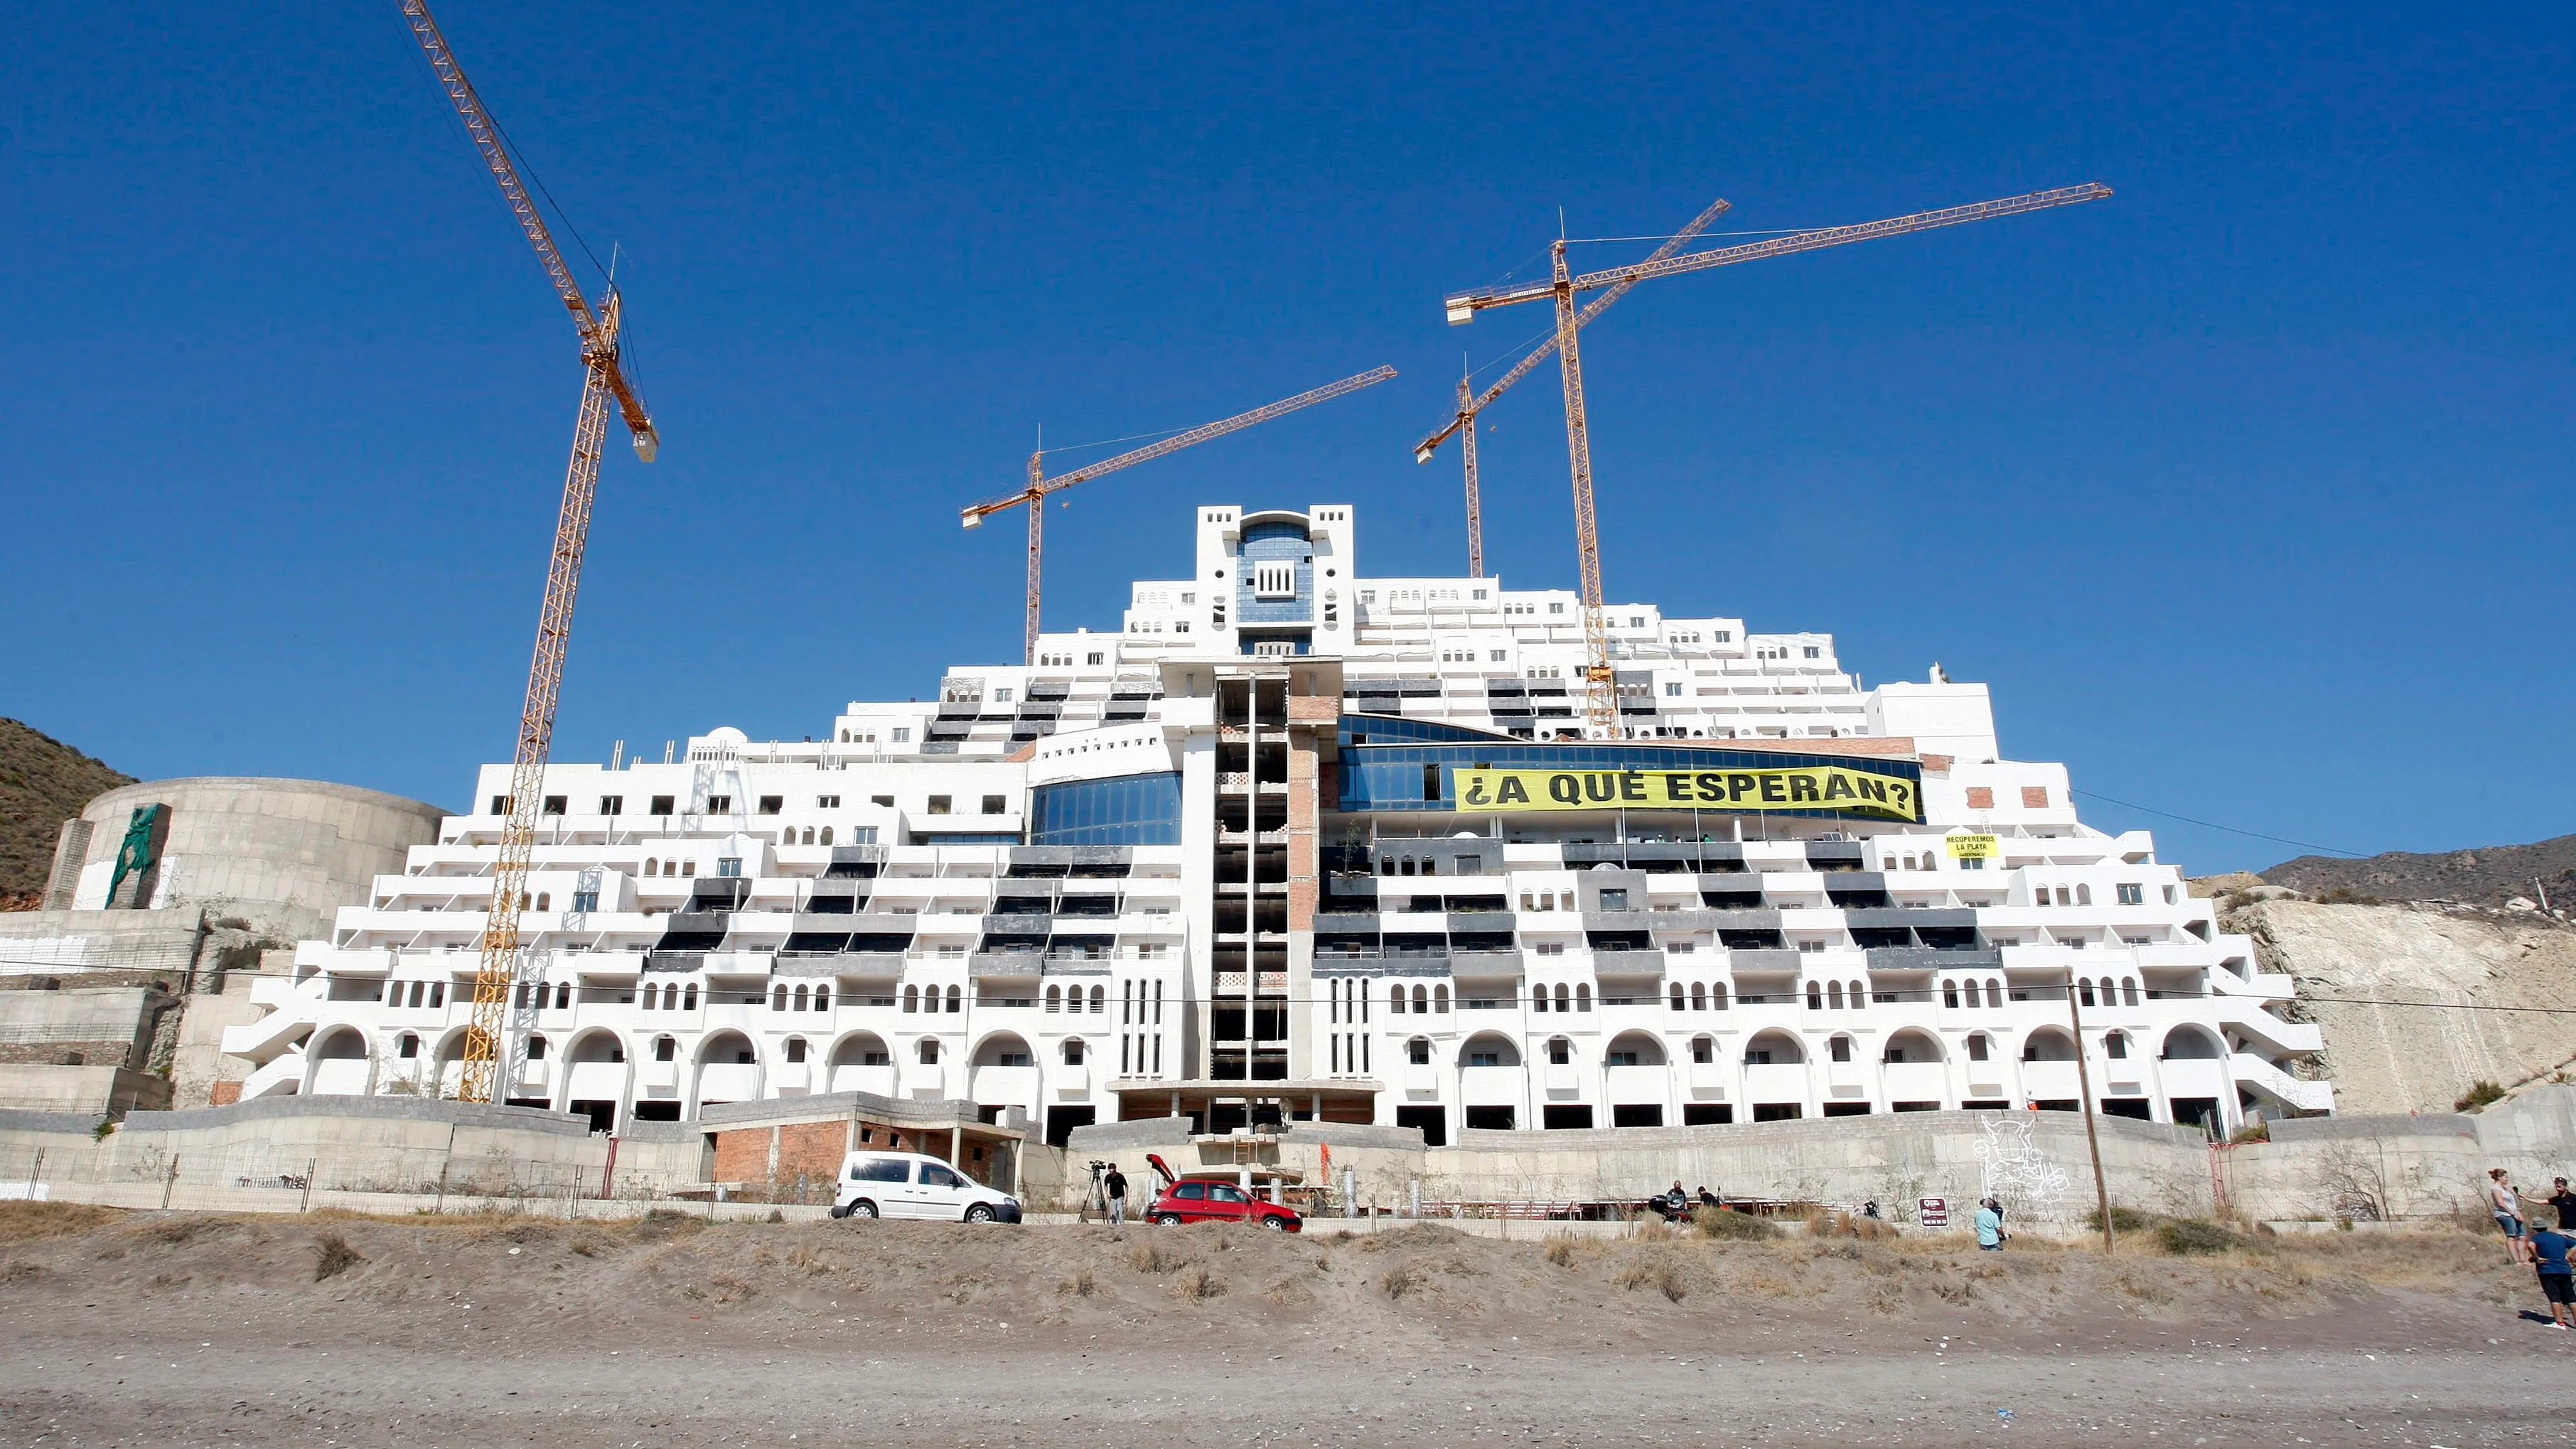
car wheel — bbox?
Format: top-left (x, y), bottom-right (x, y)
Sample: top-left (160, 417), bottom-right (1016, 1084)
top-left (964, 1203), bottom-right (996, 1224)
top-left (1154, 1212), bottom-right (1184, 1226)
top-left (1260, 1214), bottom-right (1289, 1230)
top-left (847, 1200), bottom-right (879, 1219)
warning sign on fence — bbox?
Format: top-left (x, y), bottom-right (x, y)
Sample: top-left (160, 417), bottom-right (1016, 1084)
top-left (1918, 1196), bottom-right (1948, 1227)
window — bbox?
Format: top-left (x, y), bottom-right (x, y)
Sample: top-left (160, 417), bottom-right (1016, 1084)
top-left (1828, 1035), bottom-right (1851, 1063)
top-left (1063, 1039), bottom-right (1085, 1065)
top-left (994, 688), bottom-right (1014, 704)
top-left (927, 796), bottom-right (952, 815)
top-left (542, 795), bottom-right (567, 815)
top-left (918, 1038), bottom-right (940, 1064)
top-left (490, 794), bottom-right (510, 815)
top-left (757, 795), bottom-right (783, 814)
top-left (571, 889), bottom-right (597, 912)
top-left (707, 794), bottom-right (732, 813)
top-left (1966, 1033), bottom-right (1990, 1062)
top-left (2116, 883), bottom-right (2143, 905)
top-left (817, 794), bottom-right (841, 809)
top-left (1598, 888), bottom-right (1628, 910)
top-left (923, 1163), bottom-right (965, 1189)
top-left (1547, 601), bottom-right (1565, 615)
top-left (892, 728), bottom-right (911, 743)
top-left (1803, 647), bottom-right (1820, 659)
top-left (654, 1035), bottom-right (676, 1062)
top-left (981, 795), bottom-right (1007, 815)
top-left (872, 794), bottom-right (894, 807)
top-left (650, 794), bottom-right (675, 815)
top-left (599, 795), bottom-right (623, 816)
top-left (1407, 1038), bottom-right (1431, 1065)
top-left (1664, 682), bottom-right (1682, 696)
top-left (1547, 1037), bottom-right (1571, 1065)
top-left (2105, 1031), bottom-right (2129, 1060)
top-left (397, 1033), bottom-right (419, 1059)
top-left (1466, 1048), bottom-right (1501, 1067)
top-left (1690, 1036), bottom-right (1713, 1064)
top-left (1606, 1047), bottom-right (1642, 1067)
top-left (785, 1038), bottom-right (808, 1063)
top-left (526, 1035), bottom-right (548, 1061)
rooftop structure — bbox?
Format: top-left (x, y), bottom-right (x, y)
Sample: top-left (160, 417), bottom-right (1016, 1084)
top-left (223, 505), bottom-right (2330, 1140)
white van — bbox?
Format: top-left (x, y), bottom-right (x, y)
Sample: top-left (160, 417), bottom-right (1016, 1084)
top-left (830, 1151), bottom-right (1023, 1223)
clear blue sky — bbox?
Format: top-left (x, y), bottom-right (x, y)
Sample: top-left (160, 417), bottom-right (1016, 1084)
top-left (4, 2), bottom-right (2567, 873)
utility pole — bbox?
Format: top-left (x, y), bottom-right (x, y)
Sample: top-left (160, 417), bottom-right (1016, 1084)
top-left (2066, 975), bottom-right (2115, 1255)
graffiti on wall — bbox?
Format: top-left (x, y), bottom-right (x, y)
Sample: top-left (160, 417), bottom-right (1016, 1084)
top-left (1975, 1114), bottom-right (2071, 1217)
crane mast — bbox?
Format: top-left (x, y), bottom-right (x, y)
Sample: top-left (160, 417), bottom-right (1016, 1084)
top-left (963, 365), bottom-right (1397, 665)
top-left (399, 0), bottom-right (659, 1104)
top-left (1444, 182), bottom-right (2112, 736)
top-left (1417, 196), bottom-right (1732, 576)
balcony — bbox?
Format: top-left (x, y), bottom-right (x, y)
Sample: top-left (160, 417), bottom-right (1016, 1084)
top-left (2231, 1052), bottom-right (2334, 1113)
top-left (1590, 948), bottom-right (1667, 976)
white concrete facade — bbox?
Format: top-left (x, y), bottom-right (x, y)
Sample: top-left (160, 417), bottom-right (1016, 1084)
top-left (226, 505), bottom-right (2329, 1141)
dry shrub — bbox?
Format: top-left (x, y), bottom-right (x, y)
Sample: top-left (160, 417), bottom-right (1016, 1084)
top-left (1174, 1264), bottom-right (1225, 1303)
top-left (1, 1261), bottom-right (41, 1285)
top-left (2108, 1264), bottom-right (2177, 1304)
top-left (569, 1235), bottom-right (610, 1259)
top-left (1129, 1241), bottom-right (1186, 1275)
top-left (783, 1246), bottom-right (839, 1276)
top-left (312, 1233), bottom-right (365, 1282)
top-left (1613, 1246), bottom-right (1691, 1303)
top-left (2263, 1224), bottom-right (2491, 1290)
top-left (1263, 1276), bottom-right (1313, 1305)
top-left (709, 1273), bottom-right (759, 1304)
top-left (2154, 1218), bottom-right (2252, 1256)
top-left (132, 1214), bottom-right (231, 1246)
top-left (1059, 1268), bottom-right (1098, 1297)
top-left (1803, 1210), bottom-right (1897, 1241)
top-left (628, 1209), bottom-right (710, 1241)
top-left (1380, 1261), bottom-right (1428, 1300)
top-left (1542, 1237), bottom-right (1579, 1267)
top-left (1692, 1207), bottom-right (1778, 1241)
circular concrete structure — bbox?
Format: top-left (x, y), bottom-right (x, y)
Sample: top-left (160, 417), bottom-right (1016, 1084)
top-left (58, 777), bottom-right (448, 937)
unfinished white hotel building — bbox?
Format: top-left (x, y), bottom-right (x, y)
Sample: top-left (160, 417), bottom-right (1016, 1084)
top-left (225, 505), bottom-right (2332, 1143)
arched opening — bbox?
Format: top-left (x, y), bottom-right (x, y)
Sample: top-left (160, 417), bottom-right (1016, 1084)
top-left (559, 1028), bottom-right (628, 1130)
top-left (2159, 1025), bottom-right (2225, 1060)
top-left (693, 1030), bottom-right (758, 1111)
top-left (820, 826), bottom-right (833, 846)
top-left (1433, 984), bottom-right (1449, 1013)
top-left (1743, 1029), bottom-right (1805, 1065)
top-left (773, 985), bottom-right (790, 1011)
top-left (2103, 1029), bottom-right (2131, 1060)
top-left (2121, 977), bottom-right (2140, 1007)
top-left (1943, 980), bottom-right (1960, 1008)
top-left (1045, 985), bottom-right (1063, 1013)
top-left (1457, 1031), bottom-right (1522, 1129)
top-left (1689, 1034), bottom-right (1715, 1065)
top-left (970, 1032), bottom-right (1038, 1117)
top-left (1545, 1035), bottom-right (1573, 1066)
top-left (1601, 1030), bottom-right (1667, 1127)
top-left (1061, 1037), bottom-right (1086, 1065)
top-left (2021, 1027), bottom-right (2078, 1062)
top-left (903, 985), bottom-right (921, 1013)
top-left (305, 1024), bottom-right (371, 1097)
top-left (1882, 1028), bottom-right (1945, 1065)
top-left (917, 1037), bottom-right (941, 1065)
top-left (829, 1032), bottom-right (894, 1093)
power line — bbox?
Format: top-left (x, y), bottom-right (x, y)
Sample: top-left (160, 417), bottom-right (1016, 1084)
top-left (2070, 789), bottom-right (2371, 859)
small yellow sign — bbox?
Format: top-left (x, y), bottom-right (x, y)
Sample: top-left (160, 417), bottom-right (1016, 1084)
top-left (1450, 765), bottom-right (1921, 822)
top-left (1945, 833), bottom-right (2001, 860)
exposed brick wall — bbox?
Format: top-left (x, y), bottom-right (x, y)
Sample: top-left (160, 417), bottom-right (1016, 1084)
top-left (710, 1127), bottom-right (771, 1185)
top-left (775, 1120), bottom-right (847, 1184)
top-left (1964, 787), bottom-right (1995, 809)
top-left (2021, 786), bottom-right (2051, 809)
top-left (208, 1079), bottom-right (242, 1106)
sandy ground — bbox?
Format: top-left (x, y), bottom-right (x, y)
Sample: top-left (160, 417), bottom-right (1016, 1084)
top-left (1, 1204), bottom-right (2570, 1447)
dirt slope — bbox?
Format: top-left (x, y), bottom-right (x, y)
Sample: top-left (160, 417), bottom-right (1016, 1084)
top-left (0, 1205), bottom-right (2567, 1446)
top-left (0, 718), bottom-right (132, 904)
top-left (2263, 834), bottom-right (2576, 910)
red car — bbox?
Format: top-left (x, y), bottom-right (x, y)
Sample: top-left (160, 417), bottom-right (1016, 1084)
top-left (1142, 1153), bottom-right (1304, 1231)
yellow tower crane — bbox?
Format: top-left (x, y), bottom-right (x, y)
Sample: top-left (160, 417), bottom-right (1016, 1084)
top-left (399, 0), bottom-right (660, 1104)
top-left (963, 366), bottom-right (1396, 665)
top-left (1413, 195), bottom-right (1733, 576)
top-left (1442, 182), bottom-right (2112, 736)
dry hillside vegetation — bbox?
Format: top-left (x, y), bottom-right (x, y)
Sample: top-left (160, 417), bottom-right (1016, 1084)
top-left (0, 718), bottom-right (132, 903)
top-left (2261, 834), bottom-right (2576, 910)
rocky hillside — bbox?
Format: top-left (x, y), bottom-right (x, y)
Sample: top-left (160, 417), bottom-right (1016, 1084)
top-left (2221, 896), bottom-right (2576, 1117)
top-left (2261, 834), bottom-right (2576, 911)
top-left (0, 719), bottom-right (134, 905)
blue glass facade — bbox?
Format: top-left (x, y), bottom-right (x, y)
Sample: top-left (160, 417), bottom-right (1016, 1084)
top-left (1234, 519), bottom-right (1314, 626)
top-left (1028, 771), bottom-right (1185, 845)
top-left (1336, 730), bottom-right (1923, 823)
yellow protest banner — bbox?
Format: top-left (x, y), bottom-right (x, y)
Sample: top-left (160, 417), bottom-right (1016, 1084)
top-left (1451, 765), bottom-right (1921, 822)
top-left (1945, 833), bottom-right (2001, 860)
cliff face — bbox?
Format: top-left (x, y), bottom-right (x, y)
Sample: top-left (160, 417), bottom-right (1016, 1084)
top-left (2228, 898), bottom-right (2576, 1116)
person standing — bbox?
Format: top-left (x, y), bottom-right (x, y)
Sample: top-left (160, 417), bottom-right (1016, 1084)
top-left (1974, 1197), bottom-right (2005, 1251)
top-left (2490, 1169), bottom-right (2528, 1264)
top-left (2547, 1176), bottom-right (2576, 1232)
top-left (2529, 1220), bottom-right (2575, 1330)
top-left (1104, 1162), bottom-right (1129, 1227)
